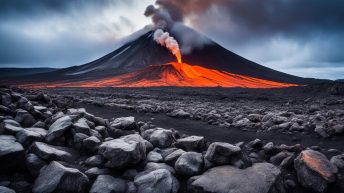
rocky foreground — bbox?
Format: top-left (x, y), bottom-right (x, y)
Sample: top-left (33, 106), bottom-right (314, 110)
top-left (0, 86), bottom-right (344, 193)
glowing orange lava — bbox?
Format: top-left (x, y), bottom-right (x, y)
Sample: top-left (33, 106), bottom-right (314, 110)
top-left (21, 62), bottom-right (298, 88)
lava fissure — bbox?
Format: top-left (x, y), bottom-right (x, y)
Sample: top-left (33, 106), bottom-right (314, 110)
top-left (20, 62), bottom-right (298, 88)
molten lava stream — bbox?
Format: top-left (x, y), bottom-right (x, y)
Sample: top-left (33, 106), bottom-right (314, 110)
top-left (21, 62), bottom-right (298, 88)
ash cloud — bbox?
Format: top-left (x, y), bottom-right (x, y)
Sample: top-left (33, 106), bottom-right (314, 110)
top-left (145, 0), bottom-right (344, 79)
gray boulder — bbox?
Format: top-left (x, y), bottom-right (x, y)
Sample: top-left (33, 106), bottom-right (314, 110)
top-left (90, 175), bottom-right (127, 193)
top-left (205, 142), bottom-right (242, 165)
top-left (147, 150), bottom-right (163, 162)
top-left (110, 116), bottom-right (137, 130)
top-left (0, 135), bottom-right (25, 173)
top-left (175, 152), bottom-right (203, 176)
top-left (33, 161), bottom-right (89, 193)
top-left (174, 136), bottom-right (206, 152)
top-left (164, 149), bottom-right (185, 164)
top-left (26, 153), bottom-right (47, 176)
top-left (98, 134), bottom-right (146, 168)
top-left (294, 150), bottom-right (338, 193)
top-left (16, 128), bottom-right (46, 147)
top-left (46, 116), bottom-right (72, 142)
top-left (15, 109), bottom-right (36, 127)
top-left (0, 186), bottom-right (15, 193)
top-left (142, 128), bottom-right (174, 148)
top-left (0, 119), bottom-right (24, 135)
top-left (73, 118), bottom-right (91, 135)
top-left (85, 167), bottom-right (112, 179)
top-left (134, 169), bottom-right (179, 193)
top-left (1, 92), bottom-right (12, 106)
top-left (85, 155), bottom-right (106, 167)
top-left (188, 163), bottom-right (280, 193)
top-left (83, 136), bottom-right (101, 152)
top-left (29, 142), bottom-right (77, 162)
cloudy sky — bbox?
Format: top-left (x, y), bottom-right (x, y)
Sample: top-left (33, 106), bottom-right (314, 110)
top-left (0, 0), bottom-right (343, 79)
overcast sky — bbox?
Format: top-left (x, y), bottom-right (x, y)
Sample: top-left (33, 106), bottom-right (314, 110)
top-left (0, 0), bottom-right (343, 80)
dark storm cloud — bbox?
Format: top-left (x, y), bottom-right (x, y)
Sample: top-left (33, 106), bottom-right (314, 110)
top-left (146, 0), bottom-right (344, 79)
top-left (0, 0), bottom-right (138, 67)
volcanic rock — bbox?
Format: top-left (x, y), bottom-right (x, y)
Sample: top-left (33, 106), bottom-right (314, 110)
top-left (90, 175), bottom-right (127, 193)
top-left (0, 186), bottom-right (15, 193)
top-left (142, 128), bottom-right (174, 148)
top-left (110, 116), bottom-right (137, 130)
top-left (1, 92), bottom-right (12, 106)
top-left (0, 120), bottom-right (24, 135)
top-left (147, 149), bottom-right (163, 162)
top-left (134, 169), bottom-right (179, 193)
top-left (188, 163), bottom-right (280, 193)
top-left (32, 161), bottom-right (89, 193)
top-left (73, 118), bottom-right (91, 135)
top-left (15, 109), bottom-right (36, 127)
top-left (144, 162), bottom-right (176, 175)
top-left (0, 135), bottom-right (25, 173)
top-left (174, 135), bottom-right (206, 152)
top-left (85, 155), bottom-right (106, 167)
top-left (16, 128), bottom-right (46, 147)
top-left (98, 134), bottom-right (146, 168)
top-left (46, 115), bottom-right (72, 142)
top-left (83, 136), bottom-right (101, 152)
top-left (26, 153), bottom-right (47, 176)
top-left (29, 141), bottom-right (77, 162)
top-left (85, 167), bottom-right (112, 179)
top-left (205, 142), bottom-right (242, 166)
top-left (294, 150), bottom-right (338, 193)
top-left (175, 152), bottom-right (203, 176)
top-left (164, 149), bottom-right (185, 164)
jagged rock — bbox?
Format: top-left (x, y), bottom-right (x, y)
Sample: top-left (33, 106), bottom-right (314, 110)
top-left (205, 142), bottom-right (242, 165)
top-left (175, 152), bottom-right (203, 176)
top-left (0, 186), bottom-right (15, 193)
top-left (83, 136), bottom-right (101, 152)
top-left (18, 96), bottom-right (34, 112)
top-left (174, 136), bottom-right (206, 152)
top-left (32, 121), bottom-right (46, 128)
top-left (94, 126), bottom-right (109, 138)
top-left (26, 153), bottom-right (47, 176)
top-left (164, 148), bottom-right (185, 164)
top-left (90, 175), bottom-right (127, 193)
top-left (248, 138), bottom-right (263, 149)
top-left (188, 163), bottom-right (280, 193)
top-left (0, 119), bottom-right (24, 135)
top-left (121, 133), bottom-right (153, 152)
top-left (168, 109), bottom-right (191, 118)
top-left (144, 162), bottom-right (176, 175)
top-left (147, 150), bottom-right (163, 162)
top-left (110, 116), bottom-right (137, 130)
top-left (73, 132), bottom-right (89, 143)
top-left (294, 150), bottom-right (338, 193)
top-left (1, 92), bottom-right (12, 106)
top-left (15, 109), bottom-right (36, 127)
top-left (85, 155), bottom-right (106, 167)
top-left (98, 134), bottom-right (146, 168)
top-left (270, 151), bottom-right (293, 166)
top-left (142, 128), bottom-right (174, 148)
top-left (134, 169), bottom-right (179, 193)
top-left (330, 154), bottom-right (344, 170)
top-left (32, 161), bottom-right (89, 193)
top-left (73, 118), bottom-right (91, 135)
top-left (16, 128), bottom-right (47, 147)
top-left (0, 135), bottom-right (25, 173)
top-left (85, 168), bottom-right (112, 179)
top-left (29, 142), bottom-right (77, 162)
top-left (46, 116), bottom-right (72, 142)
top-left (0, 105), bottom-right (10, 114)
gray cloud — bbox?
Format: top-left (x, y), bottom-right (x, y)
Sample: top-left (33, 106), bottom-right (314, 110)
top-left (167, 0), bottom-right (344, 79)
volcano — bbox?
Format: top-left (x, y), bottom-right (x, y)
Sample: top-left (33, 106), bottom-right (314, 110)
top-left (2, 28), bottom-right (325, 88)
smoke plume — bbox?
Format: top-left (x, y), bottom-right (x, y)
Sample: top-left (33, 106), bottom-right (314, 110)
top-left (154, 29), bottom-right (182, 63)
top-left (145, 1), bottom-right (211, 54)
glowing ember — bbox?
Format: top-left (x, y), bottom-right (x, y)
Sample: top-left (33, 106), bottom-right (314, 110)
top-left (20, 62), bottom-right (298, 88)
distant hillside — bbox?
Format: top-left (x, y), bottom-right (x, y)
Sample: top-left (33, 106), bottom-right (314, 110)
top-left (0, 68), bottom-right (57, 78)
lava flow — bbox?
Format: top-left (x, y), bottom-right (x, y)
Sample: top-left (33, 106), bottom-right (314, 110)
top-left (21, 62), bottom-right (298, 88)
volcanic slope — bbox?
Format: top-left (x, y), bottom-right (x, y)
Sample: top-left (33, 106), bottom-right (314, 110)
top-left (2, 27), bottom-right (325, 85)
top-left (21, 62), bottom-right (297, 88)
